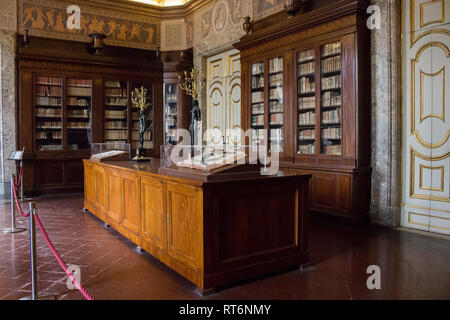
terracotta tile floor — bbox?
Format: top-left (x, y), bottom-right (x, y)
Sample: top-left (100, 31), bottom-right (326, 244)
top-left (0, 193), bottom-right (449, 300)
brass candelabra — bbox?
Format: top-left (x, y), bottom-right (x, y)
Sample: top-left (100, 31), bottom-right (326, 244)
top-left (131, 86), bottom-right (152, 162)
top-left (178, 67), bottom-right (206, 152)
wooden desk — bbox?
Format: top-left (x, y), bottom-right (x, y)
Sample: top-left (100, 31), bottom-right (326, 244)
top-left (83, 159), bottom-right (310, 293)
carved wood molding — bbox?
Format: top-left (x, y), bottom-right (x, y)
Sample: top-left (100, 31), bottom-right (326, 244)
top-left (238, 15), bottom-right (357, 57)
top-left (18, 59), bottom-right (162, 78)
top-left (235, 0), bottom-right (368, 53)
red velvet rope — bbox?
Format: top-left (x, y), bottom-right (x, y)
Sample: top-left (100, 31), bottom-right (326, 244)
top-left (11, 183), bottom-right (95, 300)
top-left (12, 182), bottom-right (30, 218)
top-left (14, 166), bottom-right (22, 188)
top-left (33, 213), bottom-right (95, 300)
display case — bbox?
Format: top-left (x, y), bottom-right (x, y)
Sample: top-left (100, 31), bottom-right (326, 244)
top-left (90, 142), bottom-right (130, 161)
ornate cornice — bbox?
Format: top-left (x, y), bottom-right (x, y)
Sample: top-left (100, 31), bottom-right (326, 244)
top-left (234, 0), bottom-right (369, 52)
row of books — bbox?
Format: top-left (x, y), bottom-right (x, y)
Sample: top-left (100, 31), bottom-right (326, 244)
top-left (298, 144), bottom-right (315, 154)
top-left (269, 113), bottom-right (283, 126)
top-left (252, 91), bottom-right (264, 103)
top-left (270, 128), bottom-right (283, 140)
top-left (67, 87), bottom-right (91, 97)
top-left (105, 110), bottom-right (127, 119)
top-left (270, 101), bottom-right (283, 113)
top-left (67, 109), bottom-right (89, 118)
top-left (269, 88), bottom-right (283, 100)
top-left (298, 77), bottom-right (315, 94)
top-left (298, 49), bottom-right (315, 63)
top-left (270, 143), bottom-right (283, 153)
top-left (269, 73), bottom-right (283, 87)
top-left (36, 85), bottom-right (62, 97)
top-left (322, 91), bottom-right (341, 107)
top-left (67, 79), bottom-right (91, 87)
top-left (322, 56), bottom-right (341, 74)
top-left (132, 131), bottom-right (152, 140)
top-left (166, 117), bottom-right (176, 126)
top-left (252, 103), bottom-right (264, 115)
top-left (105, 97), bottom-right (127, 106)
top-left (36, 96), bottom-right (61, 106)
top-left (105, 81), bottom-right (123, 88)
top-left (323, 144), bottom-right (341, 155)
top-left (251, 129), bottom-right (265, 145)
top-left (298, 61), bottom-right (315, 76)
top-left (131, 141), bottom-right (153, 149)
top-left (322, 127), bottom-right (341, 139)
top-left (35, 108), bottom-right (61, 117)
top-left (36, 121), bottom-right (61, 129)
top-left (166, 93), bottom-right (177, 103)
top-left (299, 96), bottom-right (316, 110)
top-left (105, 121), bottom-right (127, 129)
top-left (322, 108), bottom-right (341, 124)
top-left (67, 122), bottom-right (89, 129)
top-left (36, 131), bottom-right (62, 139)
top-left (298, 111), bottom-right (316, 126)
top-left (38, 145), bottom-right (63, 151)
top-left (322, 42), bottom-right (341, 57)
top-left (105, 88), bottom-right (127, 97)
top-left (252, 62), bottom-right (264, 75)
top-left (298, 129), bottom-right (315, 140)
top-left (105, 130), bottom-right (128, 140)
top-left (322, 75), bottom-right (341, 90)
top-left (269, 57), bottom-right (283, 74)
top-left (36, 76), bottom-right (61, 86)
top-left (252, 75), bottom-right (264, 89)
top-left (67, 97), bottom-right (89, 107)
top-left (251, 114), bottom-right (264, 127)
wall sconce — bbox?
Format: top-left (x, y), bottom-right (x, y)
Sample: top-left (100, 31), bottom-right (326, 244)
top-left (89, 33), bottom-right (106, 55)
top-left (23, 29), bottom-right (29, 47)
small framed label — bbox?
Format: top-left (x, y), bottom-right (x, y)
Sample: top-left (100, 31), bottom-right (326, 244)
top-left (9, 150), bottom-right (24, 161)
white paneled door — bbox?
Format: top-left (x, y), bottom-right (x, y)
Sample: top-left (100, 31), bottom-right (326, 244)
top-left (206, 49), bottom-right (241, 146)
top-left (402, 0), bottom-right (450, 234)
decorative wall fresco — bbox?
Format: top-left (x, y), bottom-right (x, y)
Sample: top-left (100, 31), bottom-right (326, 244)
top-left (253, 0), bottom-right (284, 20)
top-left (18, 0), bottom-right (159, 50)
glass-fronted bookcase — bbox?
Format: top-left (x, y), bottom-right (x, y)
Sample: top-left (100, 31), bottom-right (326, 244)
top-left (296, 41), bottom-right (342, 157)
top-left (34, 76), bottom-right (92, 152)
top-left (249, 55), bottom-right (285, 155)
top-left (237, 11), bottom-right (372, 218)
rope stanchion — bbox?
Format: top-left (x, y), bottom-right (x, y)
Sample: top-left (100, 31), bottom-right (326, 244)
top-left (3, 174), bottom-right (26, 234)
top-left (33, 212), bottom-right (95, 300)
top-left (20, 202), bottom-right (55, 301)
top-left (12, 188), bottom-right (95, 300)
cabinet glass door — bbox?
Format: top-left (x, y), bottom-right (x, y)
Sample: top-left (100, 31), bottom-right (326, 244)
top-left (164, 83), bottom-right (178, 145)
top-left (250, 61), bottom-right (265, 148)
top-left (131, 82), bottom-right (154, 151)
top-left (34, 76), bottom-right (63, 151)
top-left (66, 79), bottom-right (92, 150)
top-left (268, 56), bottom-right (284, 153)
top-left (104, 80), bottom-right (128, 144)
top-left (320, 41), bottom-right (342, 156)
top-left (297, 49), bottom-right (316, 155)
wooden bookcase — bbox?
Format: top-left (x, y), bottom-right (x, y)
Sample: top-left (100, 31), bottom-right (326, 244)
top-left (162, 52), bottom-right (193, 145)
top-left (17, 36), bottom-right (163, 194)
top-left (235, 0), bottom-right (372, 218)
